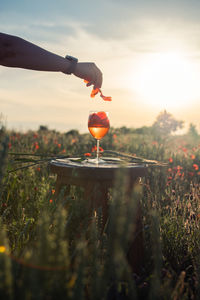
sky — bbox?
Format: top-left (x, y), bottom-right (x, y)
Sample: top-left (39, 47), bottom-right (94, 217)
top-left (1, 0), bottom-right (200, 133)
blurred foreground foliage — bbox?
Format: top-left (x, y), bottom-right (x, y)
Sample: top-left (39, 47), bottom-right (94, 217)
top-left (0, 111), bottom-right (200, 299)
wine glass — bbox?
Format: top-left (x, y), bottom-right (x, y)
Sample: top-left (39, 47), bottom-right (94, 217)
top-left (88, 111), bottom-right (110, 164)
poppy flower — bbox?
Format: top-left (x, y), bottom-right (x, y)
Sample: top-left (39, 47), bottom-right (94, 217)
top-left (168, 157), bottom-right (173, 163)
top-left (84, 153), bottom-right (92, 157)
top-left (84, 80), bottom-right (112, 101)
top-left (91, 145), bottom-right (104, 152)
top-left (88, 112), bottom-right (109, 128)
top-left (193, 164), bottom-right (199, 171)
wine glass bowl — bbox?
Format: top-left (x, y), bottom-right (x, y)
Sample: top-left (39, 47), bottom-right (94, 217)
top-left (88, 111), bottom-right (110, 164)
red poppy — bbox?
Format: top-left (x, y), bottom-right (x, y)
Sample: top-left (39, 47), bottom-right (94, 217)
top-left (84, 153), bottom-right (92, 157)
top-left (91, 145), bottom-right (104, 152)
top-left (71, 138), bottom-right (77, 144)
top-left (91, 88), bottom-right (99, 98)
top-left (84, 80), bottom-right (112, 101)
top-left (88, 112), bottom-right (109, 128)
top-left (191, 154), bottom-right (195, 159)
top-left (193, 164), bottom-right (199, 171)
top-left (177, 165), bottom-right (183, 171)
top-left (49, 199), bottom-right (53, 203)
top-left (34, 142), bottom-right (39, 150)
top-left (168, 157), bottom-right (173, 163)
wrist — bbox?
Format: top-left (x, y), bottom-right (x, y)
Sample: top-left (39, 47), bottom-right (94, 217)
top-left (63, 55), bottom-right (78, 75)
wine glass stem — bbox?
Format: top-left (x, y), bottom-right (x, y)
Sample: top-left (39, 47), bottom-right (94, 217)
top-left (97, 139), bottom-right (100, 162)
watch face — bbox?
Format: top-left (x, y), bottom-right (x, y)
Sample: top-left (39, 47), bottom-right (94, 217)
top-left (66, 55), bottom-right (78, 63)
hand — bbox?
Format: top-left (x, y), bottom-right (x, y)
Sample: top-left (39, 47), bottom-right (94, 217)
top-left (73, 62), bottom-right (103, 90)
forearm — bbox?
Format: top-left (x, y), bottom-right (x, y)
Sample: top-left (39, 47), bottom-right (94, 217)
top-left (0, 32), bottom-right (71, 72)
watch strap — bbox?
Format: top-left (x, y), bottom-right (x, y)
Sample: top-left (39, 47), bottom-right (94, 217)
top-left (64, 55), bottom-right (78, 74)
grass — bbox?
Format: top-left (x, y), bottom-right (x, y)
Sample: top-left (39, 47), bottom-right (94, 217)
top-left (0, 126), bottom-right (200, 299)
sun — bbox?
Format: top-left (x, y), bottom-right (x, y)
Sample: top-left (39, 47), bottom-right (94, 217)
top-left (131, 52), bottom-right (200, 109)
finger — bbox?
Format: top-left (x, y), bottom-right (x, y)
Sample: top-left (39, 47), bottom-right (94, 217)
top-left (89, 64), bottom-right (98, 89)
top-left (93, 68), bottom-right (103, 90)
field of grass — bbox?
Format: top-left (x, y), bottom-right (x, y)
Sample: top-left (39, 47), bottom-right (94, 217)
top-left (0, 125), bottom-right (200, 299)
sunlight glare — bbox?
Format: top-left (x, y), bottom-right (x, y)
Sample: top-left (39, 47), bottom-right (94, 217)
top-left (132, 52), bottom-right (200, 109)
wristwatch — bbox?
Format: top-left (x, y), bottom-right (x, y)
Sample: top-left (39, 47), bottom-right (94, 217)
top-left (64, 55), bottom-right (78, 74)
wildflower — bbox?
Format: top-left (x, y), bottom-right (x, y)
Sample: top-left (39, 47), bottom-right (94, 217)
top-left (51, 189), bottom-right (55, 195)
top-left (0, 246), bottom-right (6, 253)
top-left (168, 168), bottom-right (172, 172)
top-left (191, 154), bottom-right (195, 159)
top-left (57, 143), bottom-right (61, 148)
top-left (49, 199), bottom-right (53, 203)
top-left (34, 142), bottom-right (39, 150)
top-left (84, 80), bottom-right (112, 101)
top-left (113, 134), bottom-right (117, 139)
top-left (37, 167), bottom-right (41, 172)
top-left (62, 149), bottom-right (66, 153)
top-left (8, 142), bottom-right (12, 149)
top-left (84, 152), bottom-right (92, 157)
top-left (197, 172), bottom-right (200, 176)
top-left (193, 164), bottom-right (199, 171)
top-left (90, 88), bottom-right (99, 98)
top-left (177, 165), bottom-right (183, 171)
top-left (167, 176), bottom-right (172, 180)
top-left (152, 141), bottom-right (158, 145)
top-left (71, 138), bottom-right (77, 144)
top-left (172, 189), bottom-right (176, 195)
top-left (67, 275), bottom-right (77, 288)
top-left (168, 157), bottom-right (173, 163)
top-left (182, 147), bottom-right (187, 153)
top-left (33, 133), bottom-right (38, 139)
top-left (91, 145), bottom-right (104, 152)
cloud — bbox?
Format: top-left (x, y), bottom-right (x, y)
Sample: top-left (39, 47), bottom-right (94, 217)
top-left (1, 1), bottom-right (200, 132)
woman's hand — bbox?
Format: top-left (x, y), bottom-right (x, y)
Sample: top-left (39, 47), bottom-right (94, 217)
top-left (73, 62), bottom-right (103, 90)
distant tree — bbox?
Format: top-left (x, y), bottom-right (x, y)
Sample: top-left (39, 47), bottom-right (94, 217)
top-left (65, 129), bottom-right (79, 137)
top-left (188, 123), bottom-right (198, 137)
top-left (39, 125), bottom-right (49, 131)
top-left (134, 126), bottom-right (154, 135)
top-left (152, 110), bottom-right (184, 138)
